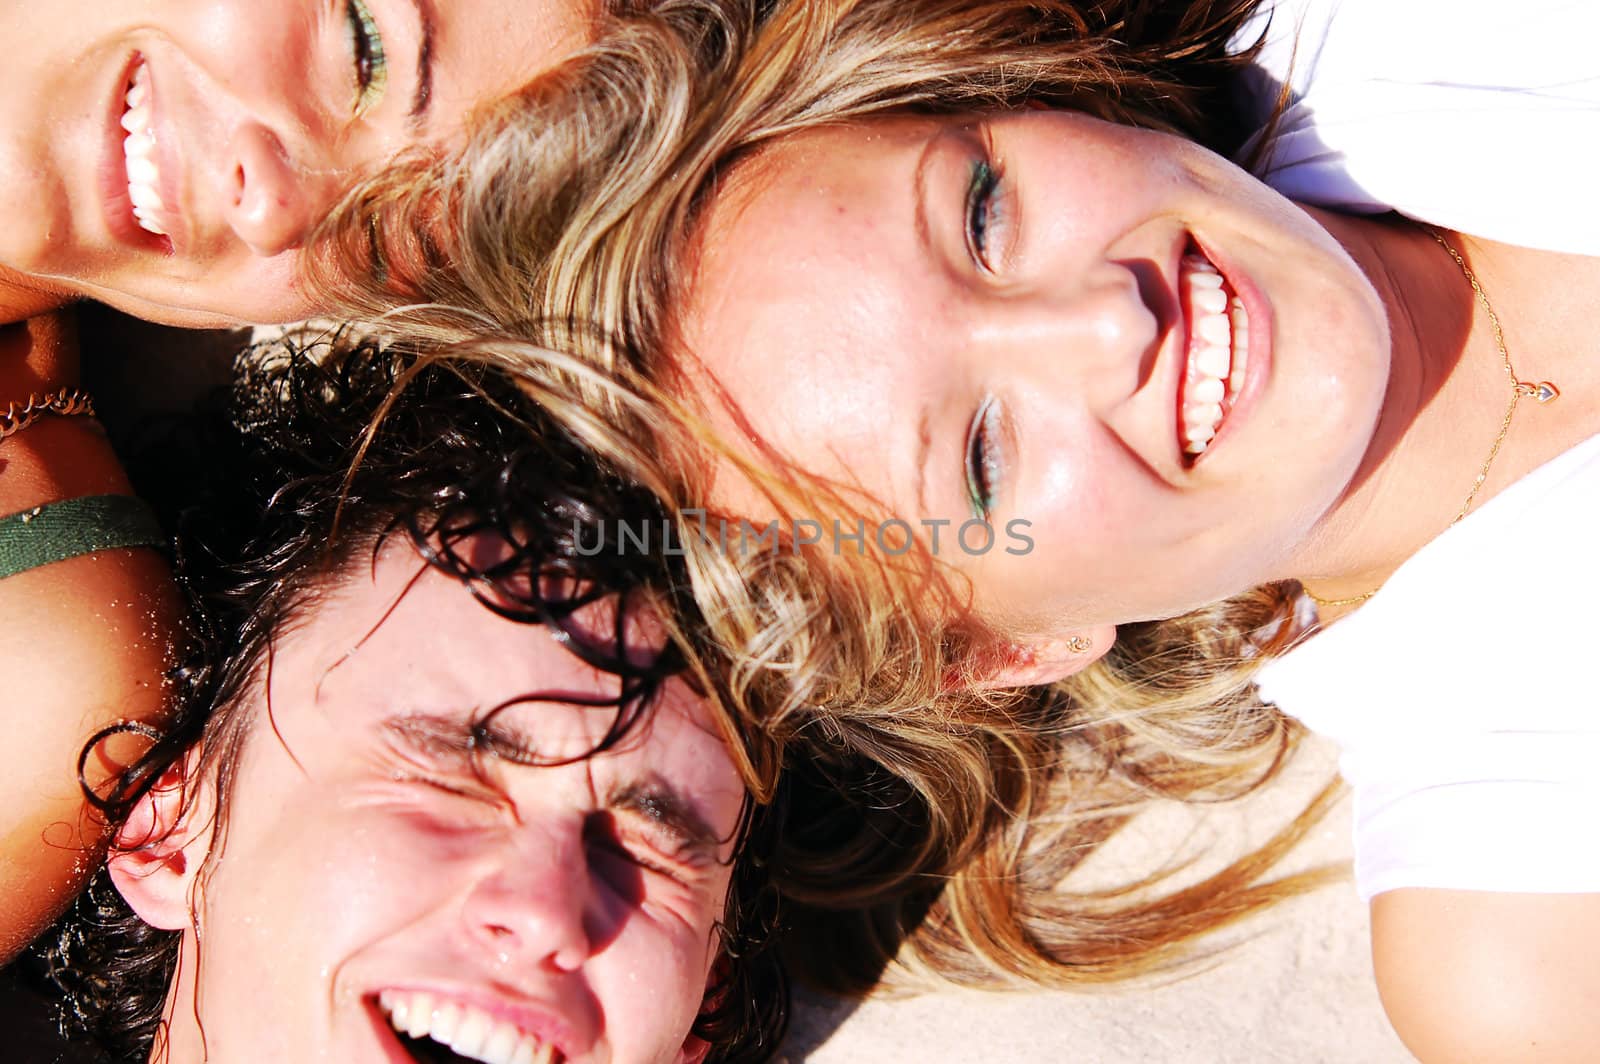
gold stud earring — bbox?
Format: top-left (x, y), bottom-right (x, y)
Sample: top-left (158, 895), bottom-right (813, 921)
top-left (1066, 636), bottom-right (1092, 654)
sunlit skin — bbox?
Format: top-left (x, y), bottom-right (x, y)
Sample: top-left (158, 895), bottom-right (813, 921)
top-left (674, 106), bottom-right (1600, 1059)
top-left (677, 110), bottom-right (1600, 671)
top-left (0, 0), bottom-right (598, 326)
top-left (109, 540), bottom-right (743, 1064)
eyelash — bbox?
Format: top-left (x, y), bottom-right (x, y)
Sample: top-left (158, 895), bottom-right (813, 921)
top-left (345, 0), bottom-right (389, 117)
top-left (587, 813), bottom-right (688, 883)
top-left (964, 159), bottom-right (1006, 272)
top-left (965, 394), bottom-right (1005, 519)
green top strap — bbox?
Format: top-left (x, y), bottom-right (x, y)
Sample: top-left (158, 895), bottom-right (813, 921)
top-left (0, 494), bottom-right (167, 581)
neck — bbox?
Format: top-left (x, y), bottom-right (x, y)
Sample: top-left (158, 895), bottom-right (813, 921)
top-left (1287, 213), bottom-right (1525, 602)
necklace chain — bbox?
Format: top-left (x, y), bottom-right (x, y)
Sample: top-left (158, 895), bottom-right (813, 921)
top-left (1304, 227), bottom-right (1560, 610)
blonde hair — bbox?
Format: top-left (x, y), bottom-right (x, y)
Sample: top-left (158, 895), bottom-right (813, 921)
top-left (310, 0), bottom-right (1341, 993)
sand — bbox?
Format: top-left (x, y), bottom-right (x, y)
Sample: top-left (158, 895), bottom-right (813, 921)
top-left (781, 734), bottom-right (1414, 1063)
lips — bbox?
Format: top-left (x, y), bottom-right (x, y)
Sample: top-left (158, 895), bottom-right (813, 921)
top-left (1175, 247), bottom-right (1250, 463)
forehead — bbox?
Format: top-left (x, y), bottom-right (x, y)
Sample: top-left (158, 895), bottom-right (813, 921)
top-left (427, 0), bottom-right (601, 129)
top-left (262, 538), bottom-right (730, 775)
top-left (679, 117), bottom-right (948, 499)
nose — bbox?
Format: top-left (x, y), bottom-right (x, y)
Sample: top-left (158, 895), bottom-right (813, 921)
top-left (461, 838), bottom-right (594, 973)
top-left (220, 123), bottom-right (336, 257)
top-left (969, 266), bottom-right (1160, 409)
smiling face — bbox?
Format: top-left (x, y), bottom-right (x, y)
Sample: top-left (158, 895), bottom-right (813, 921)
top-left (1, 0), bottom-right (596, 325)
top-left (112, 540), bottom-right (742, 1064)
top-left (677, 110), bottom-right (1392, 636)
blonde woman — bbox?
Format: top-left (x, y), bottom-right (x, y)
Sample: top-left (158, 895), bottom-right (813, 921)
top-left (325, 0), bottom-right (1600, 1059)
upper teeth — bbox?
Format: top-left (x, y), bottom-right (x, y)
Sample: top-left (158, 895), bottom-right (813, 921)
top-left (1179, 253), bottom-right (1249, 457)
top-left (120, 60), bottom-right (166, 237)
top-left (378, 990), bottom-right (558, 1064)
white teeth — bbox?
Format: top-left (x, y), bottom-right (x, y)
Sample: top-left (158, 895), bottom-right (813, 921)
top-left (450, 1008), bottom-right (492, 1059)
top-left (1229, 297), bottom-right (1249, 392)
top-left (120, 59), bottom-right (167, 237)
top-left (482, 1023), bottom-right (521, 1062)
top-left (126, 155), bottom-right (160, 185)
top-left (1197, 314), bottom-right (1230, 344)
top-left (378, 990), bottom-right (560, 1064)
top-left (433, 1002), bottom-right (462, 1044)
top-left (1189, 285), bottom-right (1227, 314)
top-left (1195, 344), bottom-right (1230, 379)
top-left (1178, 249), bottom-right (1252, 462)
top-left (405, 992), bottom-right (434, 1039)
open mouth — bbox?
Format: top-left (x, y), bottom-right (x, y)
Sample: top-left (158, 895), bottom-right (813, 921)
top-left (379, 991), bottom-right (563, 1064)
top-left (119, 56), bottom-right (168, 238)
top-left (1176, 246), bottom-right (1250, 465)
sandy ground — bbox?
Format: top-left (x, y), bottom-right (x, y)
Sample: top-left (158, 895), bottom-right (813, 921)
top-left (779, 733), bottom-right (1414, 1063)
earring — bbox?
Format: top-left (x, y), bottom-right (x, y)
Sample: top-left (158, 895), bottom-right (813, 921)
top-left (1066, 635), bottom-right (1092, 654)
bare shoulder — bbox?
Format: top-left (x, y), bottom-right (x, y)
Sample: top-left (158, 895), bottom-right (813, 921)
top-left (1, 313), bottom-right (181, 962)
top-left (1371, 888), bottom-right (1600, 1063)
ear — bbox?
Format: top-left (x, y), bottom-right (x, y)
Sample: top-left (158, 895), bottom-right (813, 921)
top-left (964, 624), bottom-right (1118, 690)
top-left (675, 953), bottom-right (729, 1064)
top-left (675, 1034), bottom-right (711, 1064)
top-left (105, 759), bottom-right (214, 932)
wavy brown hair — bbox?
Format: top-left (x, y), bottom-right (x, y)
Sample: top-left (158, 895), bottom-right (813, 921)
top-left (302, 0), bottom-right (1341, 995)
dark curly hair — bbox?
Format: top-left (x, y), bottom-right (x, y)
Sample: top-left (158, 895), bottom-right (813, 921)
top-left (36, 333), bottom-right (790, 1063)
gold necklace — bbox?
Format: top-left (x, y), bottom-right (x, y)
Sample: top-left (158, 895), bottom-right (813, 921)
top-left (1303, 228), bottom-right (1560, 610)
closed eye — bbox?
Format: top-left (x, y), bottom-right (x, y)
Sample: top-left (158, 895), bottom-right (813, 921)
top-left (345, 0), bottom-right (389, 116)
top-left (965, 394), bottom-right (1006, 519)
top-left (585, 812), bottom-right (686, 899)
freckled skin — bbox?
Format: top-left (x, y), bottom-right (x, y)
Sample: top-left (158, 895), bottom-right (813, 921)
top-left (680, 111), bottom-right (1388, 635)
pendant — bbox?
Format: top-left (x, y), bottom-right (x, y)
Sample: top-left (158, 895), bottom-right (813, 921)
top-left (1518, 381), bottom-right (1561, 403)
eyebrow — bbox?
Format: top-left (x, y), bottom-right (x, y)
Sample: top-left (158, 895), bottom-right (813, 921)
top-left (909, 127), bottom-right (946, 524)
top-left (405, 0), bottom-right (436, 132)
top-left (911, 124), bottom-right (941, 263)
top-left (609, 776), bottom-right (726, 860)
top-left (914, 407), bottom-right (932, 519)
top-left (384, 711), bottom-right (477, 761)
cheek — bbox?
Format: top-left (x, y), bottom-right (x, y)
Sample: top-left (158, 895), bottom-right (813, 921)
top-left (590, 917), bottom-right (720, 1057)
top-left (197, 795), bottom-right (434, 994)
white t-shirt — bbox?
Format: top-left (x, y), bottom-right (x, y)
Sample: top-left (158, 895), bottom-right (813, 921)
top-left (1233, 0), bottom-right (1600, 255)
top-left (1256, 436), bottom-right (1600, 899)
top-left (1239, 0), bottom-right (1600, 898)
